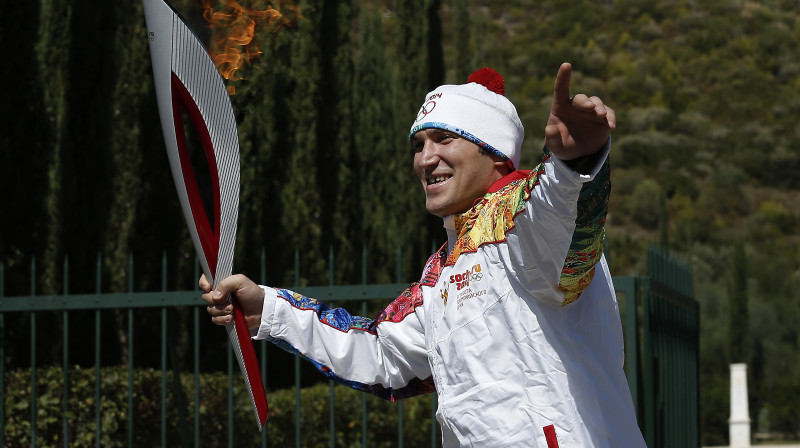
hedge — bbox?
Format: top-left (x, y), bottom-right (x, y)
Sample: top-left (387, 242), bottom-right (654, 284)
top-left (3, 365), bottom-right (439, 447)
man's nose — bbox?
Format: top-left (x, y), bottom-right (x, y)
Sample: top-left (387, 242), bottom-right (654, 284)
top-left (419, 141), bottom-right (440, 166)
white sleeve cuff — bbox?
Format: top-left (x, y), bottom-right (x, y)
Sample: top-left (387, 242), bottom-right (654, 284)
top-left (549, 137), bottom-right (611, 183)
top-left (253, 285), bottom-right (277, 340)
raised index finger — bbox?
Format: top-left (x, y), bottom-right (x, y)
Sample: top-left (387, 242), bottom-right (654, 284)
top-left (553, 62), bottom-right (573, 106)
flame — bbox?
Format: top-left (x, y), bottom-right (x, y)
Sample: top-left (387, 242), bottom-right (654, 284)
top-left (202, 0), bottom-right (298, 89)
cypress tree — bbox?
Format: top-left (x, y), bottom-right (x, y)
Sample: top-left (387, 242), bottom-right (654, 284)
top-left (35, 0), bottom-right (73, 295)
top-left (64, 1), bottom-right (122, 291)
top-left (232, 4), bottom-right (296, 279)
top-left (426, 0), bottom-right (444, 89)
top-left (103, 0), bottom-right (150, 291)
top-left (314, 0), bottom-right (358, 284)
top-left (657, 191), bottom-right (669, 250)
top-left (728, 242), bottom-right (748, 363)
top-left (0, 2), bottom-right (50, 293)
top-left (280, 0), bottom-right (325, 286)
top-left (389, 0), bottom-right (438, 278)
top-left (353, 2), bottom-right (401, 283)
top-left (452, 0), bottom-right (474, 82)
top-left (102, 0), bottom-right (155, 361)
top-left (392, 0), bottom-right (428, 131)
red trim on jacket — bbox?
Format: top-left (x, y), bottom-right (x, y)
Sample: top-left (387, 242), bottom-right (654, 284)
top-left (487, 170), bottom-right (531, 193)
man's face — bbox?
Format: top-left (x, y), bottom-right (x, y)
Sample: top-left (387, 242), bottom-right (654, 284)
top-left (412, 128), bottom-right (508, 217)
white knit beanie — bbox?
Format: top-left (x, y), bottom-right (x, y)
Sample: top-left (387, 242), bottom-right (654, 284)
top-left (408, 68), bottom-right (524, 169)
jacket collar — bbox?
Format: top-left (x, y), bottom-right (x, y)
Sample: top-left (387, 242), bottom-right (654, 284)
top-left (487, 170), bottom-right (530, 193)
top-left (442, 170), bottom-right (530, 252)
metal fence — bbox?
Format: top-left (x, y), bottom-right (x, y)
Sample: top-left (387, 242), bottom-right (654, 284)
top-left (0, 246), bottom-right (698, 447)
top-left (0, 247), bottom-right (434, 448)
top-left (615, 246), bottom-right (700, 448)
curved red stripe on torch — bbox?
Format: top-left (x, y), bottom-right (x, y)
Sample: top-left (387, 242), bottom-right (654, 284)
top-left (232, 298), bottom-right (269, 423)
top-left (170, 71), bottom-right (221, 277)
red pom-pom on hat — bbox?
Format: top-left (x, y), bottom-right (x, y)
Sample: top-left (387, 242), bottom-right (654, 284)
top-left (467, 67), bottom-right (505, 96)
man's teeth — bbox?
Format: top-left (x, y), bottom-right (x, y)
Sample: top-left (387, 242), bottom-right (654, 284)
top-left (428, 176), bottom-right (449, 185)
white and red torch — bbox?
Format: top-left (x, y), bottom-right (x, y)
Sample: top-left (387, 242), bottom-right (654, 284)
top-left (142, 0), bottom-right (269, 430)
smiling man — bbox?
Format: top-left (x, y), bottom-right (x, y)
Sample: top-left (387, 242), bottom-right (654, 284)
top-left (413, 127), bottom-right (512, 217)
top-left (202, 63), bottom-right (646, 447)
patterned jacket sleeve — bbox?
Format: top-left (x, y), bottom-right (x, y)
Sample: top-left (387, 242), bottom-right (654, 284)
top-left (507, 139), bottom-right (611, 306)
top-left (252, 265), bottom-right (437, 401)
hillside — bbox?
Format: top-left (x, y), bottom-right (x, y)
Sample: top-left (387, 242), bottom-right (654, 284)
top-left (458, 0), bottom-right (800, 442)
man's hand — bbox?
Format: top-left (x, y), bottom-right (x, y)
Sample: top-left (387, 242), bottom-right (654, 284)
top-left (200, 274), bottom-right (265, 331)
top-left (544, 62), bottom-right (616, 161)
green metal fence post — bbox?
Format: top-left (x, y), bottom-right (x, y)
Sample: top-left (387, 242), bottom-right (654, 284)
top-left (615, 276), bottom-right (639, 419)
top-left (163, 262), bottom-right (189, 448)
top-left (227, 343), bottom-right (233, 448)
top-left (162, 257), bottom-right (190, 448)
top-left (62, 257), bottom-right (69, 448)
top-left (396, 245), bottom-right (404, 448)
top-left (169, 318), bottom-right (190, 448)
top-left (655, 292), bottom-right (664, 447)
top-left (642, 277), bottom-right (654, 447)
top-left (361, 245), bottom-right (368, 448)
top-left (95, 254), bottom-right (102, 448)
top-left (0, 261), bottom-right (4, 448)
top-left (260, 247), bottom-right (268, 448)
top-left (692, 266), bottom-right (700, 448)
top-left (31, 257), bottom-right (37, 448)
top-left (161, 252), bottom-right (168, 448)
top-left (294, 246), bottom-right (301, 448)
top-left (646, 247), bottom-right (657, 447)
top-left (128, 254), bottom-right (135, 448)
top-left (193, 306), bottom-right (200, 448)
top-left (194, 257), bottom-right (200, 448)
top-left (329, 246), bottom-right (336, 448)
top-left (669, 299), bottom-right (676, 447)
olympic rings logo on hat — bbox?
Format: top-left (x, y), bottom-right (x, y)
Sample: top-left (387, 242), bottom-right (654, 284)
top-left (415, 101), bottom-right (436, 122)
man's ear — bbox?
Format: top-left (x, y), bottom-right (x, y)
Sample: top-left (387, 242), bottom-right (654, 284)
top-left (494, 158), bottom-right (514, 176)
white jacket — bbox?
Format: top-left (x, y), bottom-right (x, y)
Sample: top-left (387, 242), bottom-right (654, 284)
top-left (255, 144), bottom-right (646, 447)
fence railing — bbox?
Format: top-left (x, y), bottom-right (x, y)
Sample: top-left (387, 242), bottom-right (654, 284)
top-left (615, 247), bottom-right (700, 448)
top-left (0, 246), bottom-right (698, 447)
top-left (0, 247), bottom-right (436, 448)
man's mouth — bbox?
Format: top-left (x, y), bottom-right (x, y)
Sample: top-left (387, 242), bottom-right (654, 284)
top-left (427, 175), bottom-right (452, 186)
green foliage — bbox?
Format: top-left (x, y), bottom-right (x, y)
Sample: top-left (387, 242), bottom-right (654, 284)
top-left (4, 0), bottom-right (800, 443)
top-left (262, 382), bottom-right (436, 447)
top-left (625, 179), bottom-right (664, 230)
top-left (3, 366), bottom-right (437, 447)
top-left (34, 0), bottom-right (73, 296)
top-left (764, 376), bottom-right (800, 437)
top-left (451, 0), bottom-right (474, 82)
top-left (728, 242), bottom-right (748, 363)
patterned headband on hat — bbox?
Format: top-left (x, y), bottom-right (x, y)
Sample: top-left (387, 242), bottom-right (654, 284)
top-left (408, 68), bottom-right (525, 169)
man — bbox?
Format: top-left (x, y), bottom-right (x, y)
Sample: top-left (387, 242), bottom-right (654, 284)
top-left (201, 63), bottom-right (646, 447)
